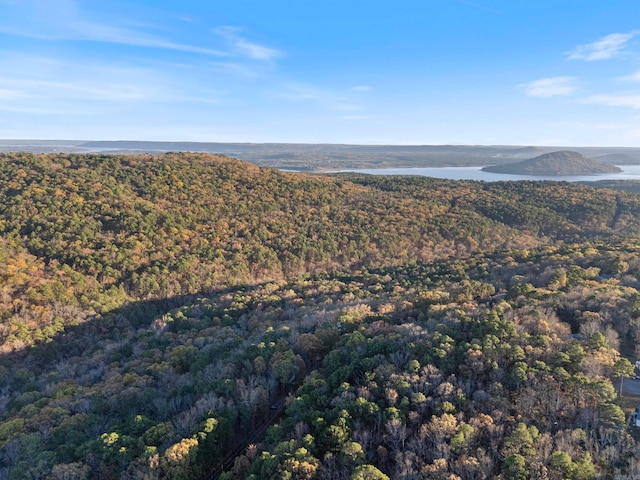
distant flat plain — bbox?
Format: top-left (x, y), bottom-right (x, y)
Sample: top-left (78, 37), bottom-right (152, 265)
top-left (3, 140), bottom-right (640, 177)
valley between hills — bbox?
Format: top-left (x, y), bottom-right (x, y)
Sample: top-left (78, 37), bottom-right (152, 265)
top-left (1, 152), bottom-right (640, 479)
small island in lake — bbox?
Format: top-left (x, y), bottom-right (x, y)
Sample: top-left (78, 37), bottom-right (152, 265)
top-left (482, 150), bottom-right (623, 175)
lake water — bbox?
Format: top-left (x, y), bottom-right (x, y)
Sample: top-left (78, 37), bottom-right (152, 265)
top-left (338, 165), bottom-right (640, 182)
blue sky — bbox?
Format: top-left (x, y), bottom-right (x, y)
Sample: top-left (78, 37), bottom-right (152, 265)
top-left (1, 0), bottom-right (640, 146)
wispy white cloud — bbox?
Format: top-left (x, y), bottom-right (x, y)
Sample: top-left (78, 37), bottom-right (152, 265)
top-left (209, 62), bottom-right (265, 79)
top-left (214, 26), bottom-right (282, 61)
top-left (567, 32), bottom-right (636, 61)
top-left (0, 1), bottom-right (283, 124)
top-left (619, 71), bottom-right (640, 82)
top-left (276, 83), bottom-right (365, 113)
top-left (235, 39), bottom-right (281, 61)
top-left (0, 52), bottom-right (227, 110)
top-left (277, 84), bottom-right (337, 103)
top-left (0, 88), bottom-right (26, 100)
top-left (32, 79), bottom-right (154, 101)
top-left (581, 93), bottom-right (640, 109)
top-left (0, 0), bottom-right (227, 56)
top-left (520, 76), bottom-right (577, 97)
top-left (0, 104), bottom-right (95, 115)
top-left (352, 85), bottom-right (373, 92)
top-left (0, 70), bottom-right (159, 103)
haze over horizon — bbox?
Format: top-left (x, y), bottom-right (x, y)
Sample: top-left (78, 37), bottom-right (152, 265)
top-left (1, 1), bottom-right (640, 146)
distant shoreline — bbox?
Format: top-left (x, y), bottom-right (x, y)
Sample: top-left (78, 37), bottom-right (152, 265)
top-left (332, 165), bottom-right (640, 183)
top-left (3, 142), bottom-right (640, 173)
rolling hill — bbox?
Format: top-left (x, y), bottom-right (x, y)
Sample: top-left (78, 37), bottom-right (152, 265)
top-left (482, 150), bottom-right (623, 175)
top-left (1, 152), bottom-right (640, 478)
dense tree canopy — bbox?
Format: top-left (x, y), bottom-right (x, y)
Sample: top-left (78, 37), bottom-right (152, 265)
top-left (2, 152), bottom-right (640, 352)
top-left (1, 153), bottom-right (640, 478)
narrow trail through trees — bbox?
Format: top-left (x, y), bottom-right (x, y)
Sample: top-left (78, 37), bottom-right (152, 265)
top-left (204, 393), bottom-right (287, 480)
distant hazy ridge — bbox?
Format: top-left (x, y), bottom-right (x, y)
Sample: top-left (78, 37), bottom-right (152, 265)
top-left (2, 141), bottom-right (640, 171)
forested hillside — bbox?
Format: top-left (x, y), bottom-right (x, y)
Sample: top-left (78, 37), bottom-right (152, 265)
top-left (1, 153), bottom-right (640, 479)
top-left (2, 152), bottom-right (640, 352)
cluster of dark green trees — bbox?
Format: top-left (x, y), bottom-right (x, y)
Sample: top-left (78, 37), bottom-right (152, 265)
top-left (0, 152), bottom-right (640, 479)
